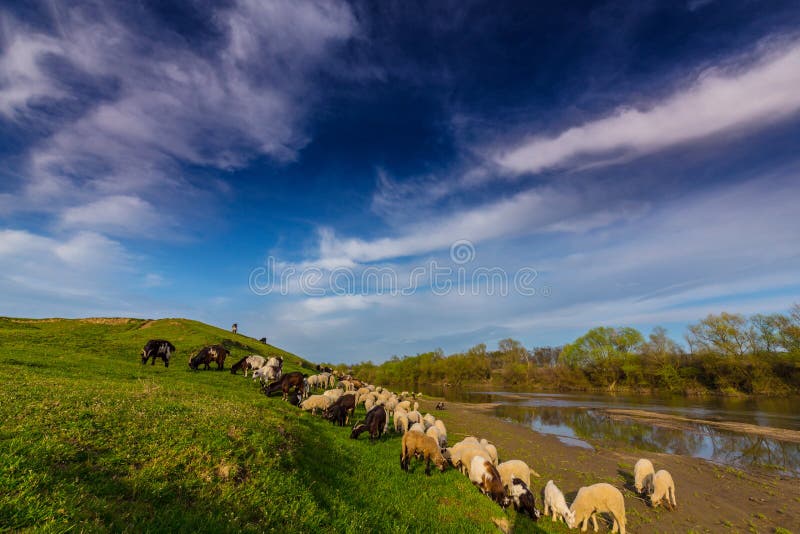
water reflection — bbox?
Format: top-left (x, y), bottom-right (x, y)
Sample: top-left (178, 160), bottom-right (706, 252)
top-left (406, 384), bottom-right (800, 476)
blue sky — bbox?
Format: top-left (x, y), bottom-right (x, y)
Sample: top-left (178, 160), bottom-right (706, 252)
top-left (1, 0), bottom-right (800, 364)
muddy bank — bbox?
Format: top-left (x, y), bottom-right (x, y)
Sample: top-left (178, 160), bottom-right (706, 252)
top-left (420, 398), bottom-right (800, 533)
top-left (606, 408), bottom-right (800, 444)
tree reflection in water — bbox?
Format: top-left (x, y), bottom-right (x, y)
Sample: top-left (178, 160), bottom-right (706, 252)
top-left (493, 405), bottom-right (800, 476)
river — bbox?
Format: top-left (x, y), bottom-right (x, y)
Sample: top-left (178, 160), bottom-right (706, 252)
top-left (409, 384), bottom-right (800, 477)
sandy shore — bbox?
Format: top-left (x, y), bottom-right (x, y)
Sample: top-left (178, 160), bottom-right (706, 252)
top-left (419, 397), bottom-right (800, 532)
top-left (606, 408), bottom-right (800, 444)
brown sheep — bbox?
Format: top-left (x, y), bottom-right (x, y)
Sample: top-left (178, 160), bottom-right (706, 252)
top-left (400, 430), bottom-right (447, 476)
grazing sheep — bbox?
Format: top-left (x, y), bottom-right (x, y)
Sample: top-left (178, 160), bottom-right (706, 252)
top-left (469, 455), bottom-right (510, 508)
top-left (445, 440), bottom-right (487, 473)
top-left (461, 436), bottom-right (480, 445)
top-left (544, 479), bottom-right (575, 525)
top-left (406, 410), bottom-right (422, 425)
top-left (409, 422), bottom-right (425, 434)
top-left (634, 458), bottom-right (655, 494)
top-left (483, 443), bottom-right (499, 465)
top-left (422, 413), bottom-right (436, 428)
top-left (434, 419), bottom-right (447, 437)
top-left (425, 425), bottom-right (446, 449)
top-left (393, 413), bottom-right (409, 434)
top-left (649, 469), bottom-right (677, 510)
top-left (323, 388), bottom-right (344, 402)
top-left (350, 405), bottom-right (387, 442)
top-left (568, 483), bottom-right (626, 534)
top-left (400, 430), bottom-right (447, 476)
top-left (459, 446), bottom-right (493, 476)
top-left (496, 460), bottom-right (535, 490)
top-left (509, 477), bottom-right (540, 521)
top-left (299, 394), bottom-right (333, 415)
top-left (396, 400), bottom-right (411, 412)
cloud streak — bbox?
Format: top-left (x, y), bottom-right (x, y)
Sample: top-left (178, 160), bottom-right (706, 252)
top-left (496, 39), bottom-right (800, 175)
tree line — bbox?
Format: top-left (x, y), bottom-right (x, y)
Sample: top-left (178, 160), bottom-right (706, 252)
top-left (341, 306), bottom-right (800, 395)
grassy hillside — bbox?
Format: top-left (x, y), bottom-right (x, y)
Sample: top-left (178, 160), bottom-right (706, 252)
top-left (0, 318), bottom-right (552, 533)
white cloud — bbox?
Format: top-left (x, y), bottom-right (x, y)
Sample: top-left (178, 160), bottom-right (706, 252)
top-left (61, 195), bottom-right (170, 237)
top-left (0, 30), bottom-right (63, 116)
top-left (0, 229), bottom-right (132, 305)
top-left (0, 0), bottom-right (357, 233)
top-left (315, 184), bottom-right (644, 265)
top-left (496, 39), bottom-right (800, 175)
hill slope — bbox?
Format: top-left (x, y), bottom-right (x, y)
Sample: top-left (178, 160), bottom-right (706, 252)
top-left (0, 318), bottom-right (547, 533)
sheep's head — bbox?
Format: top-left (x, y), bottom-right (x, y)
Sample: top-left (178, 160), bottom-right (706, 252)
top-left (566, 509), bottom-right (578, 529)
top-left (433, 450), bottom-right (448, 471)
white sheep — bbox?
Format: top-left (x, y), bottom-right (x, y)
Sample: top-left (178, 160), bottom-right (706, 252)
top-left (459, 445), bottom-right (493, 476)
top-left (422, 413), bottom-right (436, 428)
top-left (323, 388), bottom-right (344, 402)
top-left (543, 479), bottom-right (575, 525)
top-left (243, 355), bottom-right (265, 377)
top-left (396, 400), bottom-right (411, 412)
top-left (479, 439), bottom-right (499, 465)
top-left (633, 458), bottom-right (655, 494)
top-left (409, 422), bottom-right (425, 434)
top-left (568, 483), bottom-right (626, 534)
top-left (426, 425), bottom-right (446, 449)
top-left (406, 410), bottom-right (422, 425)
top-left (413, 401), bottom-right (419, 412)
top-left (299, 394), bottom-right (333, 415)
top-left (649, 469), bottom-right (677, 510)
top-left (433, 420), bottom-right (447, 447)
top-left (393, 413), bottom-right (409, 434)
top-left (496, 460), bottom-right (534, 490)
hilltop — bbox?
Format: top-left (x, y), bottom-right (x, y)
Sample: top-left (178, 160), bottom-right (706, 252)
top-left (0, 317), bottom-right (544, 533)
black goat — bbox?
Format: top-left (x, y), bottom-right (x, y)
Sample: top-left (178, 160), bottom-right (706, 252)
top-left (350, 405), bottom-right (387, 441)
top-left (323, 393), bottom-right (356, 426)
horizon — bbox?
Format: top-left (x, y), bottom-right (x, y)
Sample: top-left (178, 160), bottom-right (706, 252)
top-left (2, 1), bottom-right (800, 364)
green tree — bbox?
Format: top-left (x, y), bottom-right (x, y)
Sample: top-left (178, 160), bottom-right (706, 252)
top-left (686, 312), bottom-right (752, 357)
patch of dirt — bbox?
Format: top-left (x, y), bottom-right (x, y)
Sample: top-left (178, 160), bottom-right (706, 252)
top-left (80, 318), bottom-right (136, 325)
top-left (420, 398), bottom-right (800, 533)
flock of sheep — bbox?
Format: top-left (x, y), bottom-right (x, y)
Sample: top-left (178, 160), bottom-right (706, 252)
top-left (237, 362), bottom-right (678, 532)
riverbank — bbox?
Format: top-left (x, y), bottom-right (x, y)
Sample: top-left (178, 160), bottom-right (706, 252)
top-left (421, 380), bottom-right (800, 399)
top-left (421, 397), bottom-right (800, 532)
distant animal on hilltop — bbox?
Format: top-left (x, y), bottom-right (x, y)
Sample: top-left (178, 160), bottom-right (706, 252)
top-left (231, 323), bottom-right (238, 334)
top-left (141, 340), bottom-right (175, 367)
top-left (189, 345), bottom-right (229, 370)
top-left (259, 337), bottom-right (267, 344)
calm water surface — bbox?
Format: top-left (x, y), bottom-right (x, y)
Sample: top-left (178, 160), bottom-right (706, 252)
top-left (409, 384), bottom-right (800, 476)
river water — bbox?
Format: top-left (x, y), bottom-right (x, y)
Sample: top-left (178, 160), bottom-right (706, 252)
top-left (411, 385), bottom-right (800, 476)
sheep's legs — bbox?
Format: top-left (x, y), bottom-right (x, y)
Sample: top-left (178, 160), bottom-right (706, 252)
top-left (590, 513), bottom-right (598, 532)
top-left (580, 517), bottom-right (589, 532)
top-left (612, 518), bottom-right (619, 533)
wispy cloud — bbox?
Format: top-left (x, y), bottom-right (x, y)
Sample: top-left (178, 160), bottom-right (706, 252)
top-left (496, 39), bottom-right (800, 175)
top-left (0, 0), bottom-right (357, 232)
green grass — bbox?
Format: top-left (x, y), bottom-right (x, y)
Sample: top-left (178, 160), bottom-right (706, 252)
top-left (0, 317), bottom-right (555, 532)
